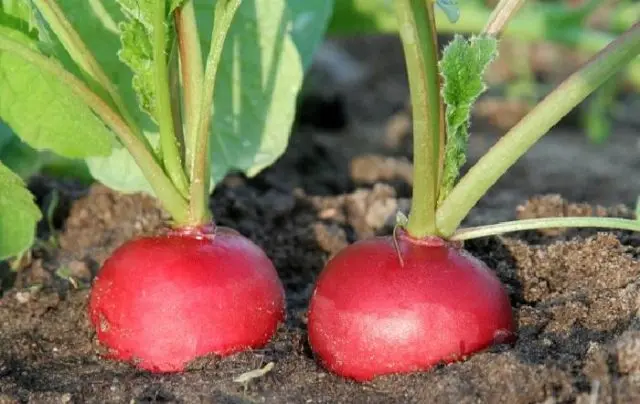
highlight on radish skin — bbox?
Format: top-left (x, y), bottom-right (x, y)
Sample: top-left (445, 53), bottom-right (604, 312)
top-left (88, 226), bottom-right (285, 372)
top-left (307, 230), bottom-right (515, 381)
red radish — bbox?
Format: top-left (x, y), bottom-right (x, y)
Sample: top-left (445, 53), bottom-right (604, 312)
top-left (307, 230), bottom-right (514, 381)
top-left (89, 225), bottom-right (285, 372)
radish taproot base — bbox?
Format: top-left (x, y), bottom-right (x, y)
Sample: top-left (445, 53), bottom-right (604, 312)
top-left (88, 226), bottom-right (285, 372)
top-left (307, 231), bottom-right (515, 381)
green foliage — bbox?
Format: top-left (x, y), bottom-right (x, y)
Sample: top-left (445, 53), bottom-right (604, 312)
top-left (91, 0), bottom-right (333, 194)
top-left (0, 160), bottom-right (41, 259)
top-left (116, 0), bottom-right (171, 122)
top-left (438, 35), bottom-right (497, 205)
top-left (197, 0), bottom-right (329, 184)
top-left (0, 0), bottom-right (332, 253)
top-left (0, 0), bottom-right (36, 35)
top-left (0, 27), bottom-right (114, 158)
top-left (86, 135), bottom-right (158, 195)
top-left (0, 123), bottom-right (42, 179)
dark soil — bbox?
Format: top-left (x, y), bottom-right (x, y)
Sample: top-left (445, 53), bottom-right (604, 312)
top-left (2, 36), bottom-right (640, 404)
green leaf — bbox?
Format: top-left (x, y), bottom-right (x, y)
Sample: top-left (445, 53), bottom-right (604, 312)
top-left (438, 35), bottom-right (497, 205)
top-left (40, 1), bottom-right (151, 194)
top-left (0, 160), bottom-right (41, 260)
top-left (196, 0), bottom-right (331, 186)
top-left (287, 0), bottom-right (334, 69)
top-left (115, 0), bottom-right (173, 122)
top-left (0, 122), bottom-right (43, 179)
top-left (436, 0), bottom-right (460, 24)
top-left (116, 0), bottom-right (155, 29)
top-left (0, 0), bottom-right (37, 35)
top-left (0, 27), bottom-right (114, 158)
top-left (79, 0), bottom-right (330, 195)
top-left (52, 1), bottom-right (144, 125)
top-left (86, 132), bottom-right (158, 195)
top-left (118, 17), bottom-right (157, 120)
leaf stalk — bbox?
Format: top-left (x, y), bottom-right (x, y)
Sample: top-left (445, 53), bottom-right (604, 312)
top-left (395, 0), bottom-right (444, 238)
top-left (189, 0), bottom-right (241, 225)
top-left (153, 1), bottom-right (190, 198)
top-left (451, 217), bottom-right (640, 241)
top-left (175, 0), bottom-right (204, 180)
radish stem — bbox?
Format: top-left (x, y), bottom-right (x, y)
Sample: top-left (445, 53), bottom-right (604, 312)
top-left (0, 34), bottom-right (190, 223)
top-left (189, 0), bottom-right (241, 225)
top-left (175, 1), bottom-right (204, 180)
top-left (153, 1), bottom-right (189, 198)
top-left (482, 0), bottom-right (527, 37)
top-left (395, 0), bottom-right (443, 238)
top-left (451, 217), bottom-right (640, 241)
top-left (436, 22), bottom-right (640, 237)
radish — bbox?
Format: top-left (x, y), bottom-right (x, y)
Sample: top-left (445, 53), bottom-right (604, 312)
top-left (307, 0), bottom-right (640, 381)
top-left (0, 1), bottom-right (310, 370)
top-left (89, 226), bottom-right (284, 372)
top-left (308, 231), bottom-right (513, 381)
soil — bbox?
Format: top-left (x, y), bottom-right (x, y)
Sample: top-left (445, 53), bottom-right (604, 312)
top-left (2, 36), bottom-right (640, 404)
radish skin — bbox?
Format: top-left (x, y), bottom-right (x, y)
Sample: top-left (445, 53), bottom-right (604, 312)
top-left (89, 226), bottom-right (285, 372)
top-left (307, 230), bottom-right (515, 381)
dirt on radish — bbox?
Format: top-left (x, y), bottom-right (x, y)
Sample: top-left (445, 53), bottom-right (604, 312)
top-left (2, 36), bottom-right (640, 403)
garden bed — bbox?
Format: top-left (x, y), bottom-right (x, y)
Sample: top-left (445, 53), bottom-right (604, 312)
top-left (2, 37), bottom-right (640, 403)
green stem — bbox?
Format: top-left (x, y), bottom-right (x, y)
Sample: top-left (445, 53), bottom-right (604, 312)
top-left (483, 0), bottom-right (527, 37)
top-left (168, 37), bottom-right (184, 153)
top-left (189, 0), bottom-right (241, 225)
top-left (451, 217), bottom-right (640, 241)
top-left (436, 22), bottom-right (640, 237)
top-left (175, 1), bottom-right (204, 180)
top-left (395, 0), bottom-right (443, 238)
top-left (33, 0), bottom-right (145, 149)
top-left (0, 34), bottom-right (190, 223)
top-left (153, 1), bottom-right (189, 198)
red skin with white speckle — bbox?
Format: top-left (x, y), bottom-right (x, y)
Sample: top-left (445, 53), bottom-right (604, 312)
top-left (89, 225), bottom-right (285, 372)
top-left (307, 230), bottom-right (515, 381)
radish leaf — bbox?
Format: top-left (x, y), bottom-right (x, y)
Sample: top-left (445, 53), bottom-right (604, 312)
top-left (196, 0), bottom-right (331, 185)
top-left (0, 122), bottom-right (43, 179)
top-left (86, 133), bottom-right (159, 195)
top-left (115, 0), bottom-right (174, 122)
top-left (0, 160), bottom-right (41, 260)
top-left (0, 0), bottom-right (36, 34)
top-left (93, 0), bottom-right (332, 195)
top-left (438, 35), bottom-right (497, 205)
top-left (287, 0), bottom-right (334, 70)
top-left (118, 17), bottom-right (157, 121)
top-left (0, 27), bottom-right (114, 158)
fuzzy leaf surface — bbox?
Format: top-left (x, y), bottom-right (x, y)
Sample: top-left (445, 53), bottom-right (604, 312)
top-left (438, 35), bottom-right (497, 204)
top-left (115, 0), bottom-right (169, 121)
